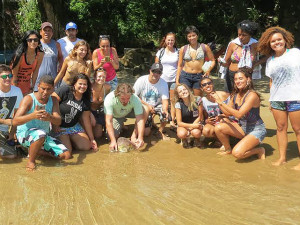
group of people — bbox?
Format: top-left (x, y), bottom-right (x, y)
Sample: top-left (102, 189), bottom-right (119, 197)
top-left (1, 19), bottom-right (300, 171)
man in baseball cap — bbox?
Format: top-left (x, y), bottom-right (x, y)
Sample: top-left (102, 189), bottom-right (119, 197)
top-left (58, 22), bottom-right (82, 60)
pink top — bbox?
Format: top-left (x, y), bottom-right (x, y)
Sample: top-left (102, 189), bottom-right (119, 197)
top-left (96, 48), bottom-right (116, 82)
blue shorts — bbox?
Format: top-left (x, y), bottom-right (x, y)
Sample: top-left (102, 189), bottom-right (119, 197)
top-left (52, 123), bottom-right (85, 137)
top-left (240, 122), bottom-right (266, 143)
top-left (270, 101), bottom-right (300, 112)
top-left (17, 128), bottom-right (68, 157)
top-left (179, 70), bottom-right (203, 89)
top-left (106, 76), bottom-right (118, 91)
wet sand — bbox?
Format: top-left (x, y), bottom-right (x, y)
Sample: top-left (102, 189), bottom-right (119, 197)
top-left (1, 74), bottom-right (300, 224)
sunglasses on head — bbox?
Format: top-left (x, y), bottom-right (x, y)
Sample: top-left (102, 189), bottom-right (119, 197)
top-left (99, 35), bottom-right (110, 40)
top-left (1, 74), bottom-right (13, 79)
top-left (201, 81), bottom-right (213, 87)
top-left (27, 38), bottom-right (39, 43)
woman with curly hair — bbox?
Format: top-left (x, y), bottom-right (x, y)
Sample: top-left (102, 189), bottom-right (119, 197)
top-left (174, 83), bottom-right (203, 148)
top-left (219, 20), bottom-right (262, 93)
top-left (54, 40), bottom-right (92, 86)
top-left (11, 30), bottom-right (44, 95)
top-left (257, 26), bottom-right (300, 169)
top-left (212, 67), bottom-right (266, 160)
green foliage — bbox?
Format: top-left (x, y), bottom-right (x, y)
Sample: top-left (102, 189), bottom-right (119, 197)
top-left (16, 0), bottom-right (42, 33)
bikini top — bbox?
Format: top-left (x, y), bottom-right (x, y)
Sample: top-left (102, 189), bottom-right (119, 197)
top-left (183, 43), bottom-right (205, 61)
top-left (230, 45), bottom-right (254, 63)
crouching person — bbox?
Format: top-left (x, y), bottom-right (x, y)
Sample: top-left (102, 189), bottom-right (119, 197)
top-left (13, 75), bottom-right (71, 171)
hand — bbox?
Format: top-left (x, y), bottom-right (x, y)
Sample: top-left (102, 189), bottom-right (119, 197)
top-left (210, 92), bottom-right (221, 103)
top-left (33, 106), bottom-right (46, 120)
top-left (203, 72), bottom-right (210, 77)
top-left (91, 140), bottom-right (98, 151)
top-left (205, 117), bottom-right (216, 125)
top-left (86, 60), bottom-right (93, 68)
top-left (192, 123), bottom-right (203, 129)
top-left (147, 104), bottom-right (155, 114)
top-left (39, 111), bottom-right (51, 121)
top-left (109, 141), bottom-right (118, 152)
top-left (134, 138), bottom-right (144, 149)
top-left (162, 111), bottom-right (169, 121)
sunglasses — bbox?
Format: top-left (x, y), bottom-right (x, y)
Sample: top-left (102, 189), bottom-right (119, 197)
top-left (201, 81), bottom-right (213, 87)
top-left (27, 38), bottom-right (39, 43)
top-left (99, 35), bottom-right (110, 40)
top-left (1, 74), bottom-right (13, 79)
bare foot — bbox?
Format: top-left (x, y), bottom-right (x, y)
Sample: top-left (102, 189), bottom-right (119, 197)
top-left (291, 163), bottom-right (300, 171)
top-left (271, 158), bottom-right (286, 166)
top-left (217, 150), bottom-right (232, 155)
top-left (26, 162), bottom-right (36, 171)
top-left (155, 131), bottom-right (170, 140)
top-left (257, 147), bottom-right (266, 159)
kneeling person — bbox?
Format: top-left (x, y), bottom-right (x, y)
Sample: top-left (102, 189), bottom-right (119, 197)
top-left (14, 75), bottom-right (71, 170)
top-left (104, 83), bottom-right (145, 151)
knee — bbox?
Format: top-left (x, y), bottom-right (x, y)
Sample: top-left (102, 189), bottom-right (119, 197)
top-left (177, 128), bottom-right (187, 139)
top-left (276, 123), bottom-right (288, 132)
top-left (214, 124), bottom-right (223, 134)
top-left (291, 125), bottom-right (300, 135)
top-left (232, 148), bottom-right (243, 159)
top-left (202, 126), bottom-right (212, 137)
top-left (191, 129), bottom-right (201, 138)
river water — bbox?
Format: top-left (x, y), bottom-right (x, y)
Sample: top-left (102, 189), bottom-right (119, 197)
top-left (0, 75), bottom-right (300, 224)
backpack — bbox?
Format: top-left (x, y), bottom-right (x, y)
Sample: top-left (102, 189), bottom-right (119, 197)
top-left (158, 47), bottom-right (178, 63)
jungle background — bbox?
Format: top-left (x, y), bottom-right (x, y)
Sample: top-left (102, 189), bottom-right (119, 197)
top-left (1, 0), bottom-right (300, 56)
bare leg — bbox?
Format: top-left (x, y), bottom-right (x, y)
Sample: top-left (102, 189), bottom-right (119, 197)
top-left (70, 133), bottom-right (92, 151)
top-left (193, 88), bottom-right (202, 97)
top-left (169, 89), bottom-right (176, 127)
top-left (231, 135), bottom-right (265, 159)
top-left (288, 110), bottom-right (300, 170)
top-left (58, 134), bottom-right (73, 154)
top-left (93, 124), bottom-right (103, 140)
top-left (271, 109), bottom-right (288, 166)
top-left (26, 137), bottom-right (45, 171)
top-left (158, 121), bottom-right (170, 140)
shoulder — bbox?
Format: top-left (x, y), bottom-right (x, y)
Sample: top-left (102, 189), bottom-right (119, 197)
top-left (21, 94), bottom-right (33, 106)
top-left (10, 85), bottom-right (22, 94)
top-left (175, 101), bottom-right (181, 108)
top-left (247, 91), bottom-right (260, 100)
top-left (111, 47), bottom-right (118, 53)
top-left (216, 91), bottom-right (230, 100)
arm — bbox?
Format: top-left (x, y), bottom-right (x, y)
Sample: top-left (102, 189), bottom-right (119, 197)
top-left (219, 42), bottom-right (234, 67)
top-left (54, 57), bottom-right (69, 86)
top-left (111, 48), bottom-right (119, 70)
top-left (175, 47), bottom-right (184, 84)
top-left (135, 113), bottom-right (145, 148)
top-left (11, 57), bottom-right (20, 85)
top-left (56, 42), bottom-right (63, 72)
top-left (85, 60), bottom-right (93, 77)
top-left (31, 52), bottom-right (44, 90)
top-left (204, 45), bottom-right (216, 76)
top-left (154, 56), bottom-right (159, 63)
top-left (13, 96), bottom-right (40, 126)
top-left (92, 49), bottom-right (105, 71)
top-left (81, 111), bottom-right (97, 150)
top-left (105, 113), bottom-right (118, 151)
top-left (161, 98), bottom-right (169, 117)
top-left (47, 97), bottom-right (62, 125)
top-left (175, 107), bottom-right (202, 130)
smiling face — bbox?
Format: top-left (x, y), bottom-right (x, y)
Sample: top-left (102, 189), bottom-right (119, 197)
top-left (74, 78), bottom-right (88, 94)
top-left (99, 39), bottom-right (110, 54)
top-left (95, 71), bottom-right (106, 85)
top-left (165, 34), bottom-right (175, 48)
top-left (40, 27), bottom-right (53, 42)
top-left (234, 72), bottom-right (250, 90)
top-left (187, 32), bottom-right (198, 45)
top-left (26, 34), bottom-right (39, 50)
top-left (149, 69), bottom-right (162, 84)
top-left (177, 85), bottom-right (190, 99)
top-left (0, 71), bottom-right (12, 89)
top-left (75, 44), bottom-right (88, 59)
top-left (270, 32), bottom-right (286, 55)
top-left (200, 78), bottom-right (214, 94)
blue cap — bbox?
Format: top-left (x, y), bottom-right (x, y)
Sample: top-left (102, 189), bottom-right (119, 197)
top-left (65, 22), bottom-right (77, 30)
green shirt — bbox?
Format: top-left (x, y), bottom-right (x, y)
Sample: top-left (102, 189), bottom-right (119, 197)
top-left (104, 92), bottom-right (143, 118)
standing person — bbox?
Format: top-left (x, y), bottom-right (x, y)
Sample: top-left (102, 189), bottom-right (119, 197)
top-left (257, 26), bottom-right (300, 169)
top-left (52, 73), bottom-right (97, 153)
top-left (11, 30), bottom-right (44, 95)
top-left (91, 68), bottom-right (111, 139)
top-left (219, 20), bottom-right (261, 93)
top-left (213, 67), bottom-right (266, 160)
top-left (176, 25), bottom-right (215, 96)
top-left (54, 40), bottom-right (92, 86)
top-left (155, 32), bottom-right (179, 130)
top-left (0, 65), bottom-right (23, 159)
top-left (34, 22), bottom-right (63, 91)
top-left (92, 35), bottom-right (119, 90)
top-left (200, 78), bottom-right (229, 145)
top-left (57, 22), bottom-right (81, 60)
top-left (133, 63), bottom-right (170, 140)
top-left (104, 83), bottom-right (145, 152)
top-left (14, 75), bottom-right (71, 171)
top-left (174, 83), bottom-right (203, 148)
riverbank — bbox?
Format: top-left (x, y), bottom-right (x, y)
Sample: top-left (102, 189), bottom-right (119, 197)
top-left (1, 73), bottom-right (300, 224)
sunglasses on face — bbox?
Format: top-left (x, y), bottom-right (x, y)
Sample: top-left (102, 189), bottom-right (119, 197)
top-left (1, 74), bottom-right (13, 79)
top-left (27, 38), bottom-right (39, 43)
top-left (201, 81), bottom-right (213, 87)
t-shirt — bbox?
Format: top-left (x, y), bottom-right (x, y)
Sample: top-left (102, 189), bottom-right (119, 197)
top-left (175, 97), bottom-right (201, 123)
top-left (56, 86), bottom-right (90, 128)
top-left (57, 37), bottom-right (81, 60)
top-left (133, 75), bottom-right (169, 107)
top-left (104, 91), bottom-right (143, 118)
top-left (0, 86), bottom-right (23, 132)
top-left (156, 48), bottom-right (179, 82)
top-left (266, 48), bottom-right (300, 101)
top-left (202, 97), bottom-right (222, 117)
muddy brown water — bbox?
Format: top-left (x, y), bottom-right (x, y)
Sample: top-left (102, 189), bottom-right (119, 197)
top-left (1, 75), bottom-right (300, 224)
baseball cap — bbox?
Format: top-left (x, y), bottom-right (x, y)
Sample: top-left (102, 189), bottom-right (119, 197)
top-left (150, 63), bottom-right (163, 72)
top-left (40, 22), bottom-right (53, 30)
top-left (66, 22), bottom-right (77, 30)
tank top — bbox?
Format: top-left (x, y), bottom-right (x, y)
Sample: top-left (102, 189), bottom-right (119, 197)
top-left (16, 52), bottom-right (39, 95)
top-left (97, 48), bottom-right (116, 82)
top-left (16, 93), bottom-right (53, 134)
top-left (34, 39), bottom-right (58, 91)
top-left (233, 91), bottom-right (263, 125)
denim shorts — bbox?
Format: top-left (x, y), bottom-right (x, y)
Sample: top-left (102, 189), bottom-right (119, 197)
top-left (240, 122), bottom-right (266, 143)
top-left (270, 101), bottom-right (300, 112)
top-left (106, 76), bottom-right (118, 91)
top-left (179, 70), bottom-right (204, 89)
